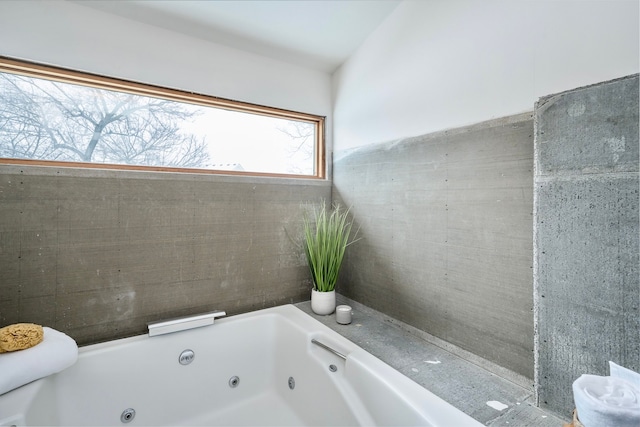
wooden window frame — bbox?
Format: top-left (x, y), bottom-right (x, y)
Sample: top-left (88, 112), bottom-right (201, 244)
top-left (0, 57), bottom-right (326, 179)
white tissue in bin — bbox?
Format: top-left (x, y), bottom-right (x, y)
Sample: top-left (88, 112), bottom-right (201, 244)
top-left (0, 327), bottom-right (78, 395)
top-left (572, 362), bottom-right (640, 427)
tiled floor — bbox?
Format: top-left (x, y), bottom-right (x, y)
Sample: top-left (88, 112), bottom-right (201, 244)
top-left (295, 296), bottom-right (568, 427)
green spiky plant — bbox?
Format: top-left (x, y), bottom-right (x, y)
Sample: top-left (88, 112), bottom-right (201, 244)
top-left (302, 202), bottom-right (359, 292)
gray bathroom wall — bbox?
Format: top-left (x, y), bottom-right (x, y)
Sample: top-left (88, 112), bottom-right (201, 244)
top-left (0, 165), bottom-right (329, 345)
top-left (534, 74), bottom-right (639, 417)
top-left (333, 113), bottom-right (535, 380)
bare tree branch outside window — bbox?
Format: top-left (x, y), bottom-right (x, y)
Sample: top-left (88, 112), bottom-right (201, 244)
top-left (277, 120), bottom-right (315, 175)
top-left (0, 73), bottom-right (210, 168)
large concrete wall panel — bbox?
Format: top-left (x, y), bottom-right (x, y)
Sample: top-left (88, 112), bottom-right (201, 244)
top-left (333, 113), bottom-right (535, 380)
top-left (534, 74), bottom-right (639, 417)
top-left (0, 165), bottom-right (329, 345)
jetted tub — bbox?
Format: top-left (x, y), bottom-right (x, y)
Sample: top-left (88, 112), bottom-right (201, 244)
top-left (0, 305), bottom-right (482, 426)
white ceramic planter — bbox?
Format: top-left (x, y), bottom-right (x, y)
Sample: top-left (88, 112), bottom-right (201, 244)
top-left (311, 289), bottom-right (336, 315)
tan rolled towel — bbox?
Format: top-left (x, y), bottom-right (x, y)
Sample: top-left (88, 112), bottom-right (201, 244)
top-left (0, 323), bottom-right (44, 353)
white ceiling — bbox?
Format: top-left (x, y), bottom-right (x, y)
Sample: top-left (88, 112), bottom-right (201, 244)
top-left (74, 0), bottom-right (402, 73)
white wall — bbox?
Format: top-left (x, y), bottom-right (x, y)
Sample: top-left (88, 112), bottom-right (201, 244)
top-left (333, 0), bottom-right (640, 151)
top-left (0, 0), bottom-right (331, 144)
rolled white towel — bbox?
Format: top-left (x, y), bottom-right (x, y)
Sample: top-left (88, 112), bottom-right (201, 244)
top-left (573, 372), bottom-right (640, 427)
top-left (0, 327), bottom-right (78, 395)
top-left (610, 361), bottom-right (640, 389)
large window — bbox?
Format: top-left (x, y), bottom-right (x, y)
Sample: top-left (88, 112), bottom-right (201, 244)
top-left (0, 58), bottom-right (325, 178)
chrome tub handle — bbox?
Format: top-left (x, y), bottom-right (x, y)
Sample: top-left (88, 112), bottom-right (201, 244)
top-left (311, 339), bottom-right (347, 360)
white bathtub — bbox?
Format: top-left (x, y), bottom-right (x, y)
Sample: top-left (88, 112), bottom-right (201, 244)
top-left (0, 305), bottom-right (482, 426)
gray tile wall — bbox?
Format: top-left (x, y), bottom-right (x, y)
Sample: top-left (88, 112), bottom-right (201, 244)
top-left (534, 74), bottom-right (639, 416)
top-left (333, 113), bottom-right (535, 380)
top-left (0, 165), bottom-right (329, 345)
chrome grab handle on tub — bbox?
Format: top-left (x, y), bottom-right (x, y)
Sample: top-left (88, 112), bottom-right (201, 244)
top-left (148, 310), bottom-right (226, 337)
top-left (311, 339), bottom-right (347, 360)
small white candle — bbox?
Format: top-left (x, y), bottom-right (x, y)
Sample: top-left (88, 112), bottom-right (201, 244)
top-left (336, 305), bottom-right (352, 324)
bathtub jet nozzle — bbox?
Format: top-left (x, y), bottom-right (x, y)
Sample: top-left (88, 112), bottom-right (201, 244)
top-left (120, 408), bottom-right (136, 423)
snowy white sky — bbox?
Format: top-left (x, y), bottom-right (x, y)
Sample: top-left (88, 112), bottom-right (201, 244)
top-left (183, 105), bottom-right (314, 174)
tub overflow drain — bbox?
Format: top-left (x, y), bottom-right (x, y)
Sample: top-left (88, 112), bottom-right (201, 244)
top-left (288, 377), bottom-right (295, 390)
top-left (120, 408), bottom-right (136, 424)
top-left (329, 364), bottom-right (338, 372)
top-left (179, 349), bottom-right (195, 365)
